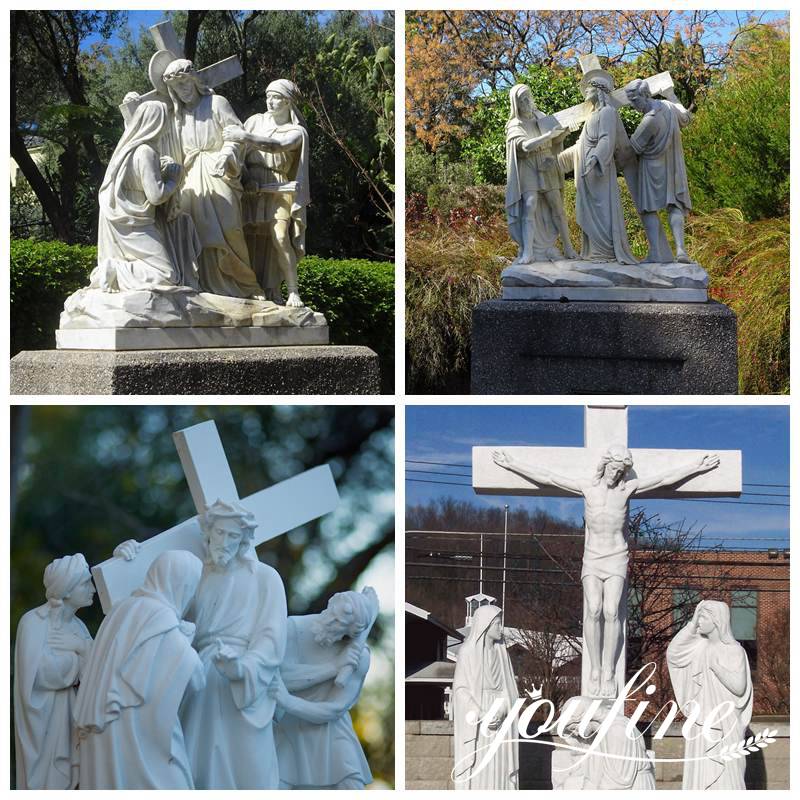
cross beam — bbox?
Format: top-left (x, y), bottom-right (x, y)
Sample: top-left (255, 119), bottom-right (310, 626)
top-left (91, 421), bottom-right (339, 613)
top-left (119, 20), bottom-right (243, 122)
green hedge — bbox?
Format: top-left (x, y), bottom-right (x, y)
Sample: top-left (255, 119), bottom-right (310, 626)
top-left (11, 239), bottom-right (394, 392)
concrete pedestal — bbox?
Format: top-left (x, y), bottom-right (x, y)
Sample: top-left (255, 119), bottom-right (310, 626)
top-left (471, 300), bottom-right (737, 395)
top-left (11, 346), bottom-right (380, 395)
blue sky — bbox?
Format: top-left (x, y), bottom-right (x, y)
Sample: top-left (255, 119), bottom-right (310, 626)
top-left (405, 405), bottom-right (789, 548)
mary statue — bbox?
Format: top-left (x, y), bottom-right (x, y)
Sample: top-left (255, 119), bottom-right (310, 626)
top-left (667, 600), bottom-right (753, 790)
top-left (452, 604), bottom-right (519, 789)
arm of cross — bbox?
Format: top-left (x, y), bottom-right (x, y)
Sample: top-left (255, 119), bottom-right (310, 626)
top-left (536, 71), bottom-right (675, 135)
top-left (119, 55), bottom-right (243, 123)
top-left (91, 421), bottom-right (339, 613)
top-left (473, 447), bottom-right (741, 498)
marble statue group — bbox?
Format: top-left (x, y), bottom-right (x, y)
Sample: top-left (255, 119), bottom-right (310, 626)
top-left (456, 406), bottom-right (754, 790)
top-left (59, 24), bottom-right (328, 339)
top-left (13, 421), bottom-right (379, 790)
top-left (502, 55), bottom-right (708, 300)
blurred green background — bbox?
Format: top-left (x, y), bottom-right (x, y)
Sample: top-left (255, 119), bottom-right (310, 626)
top-left (10, 405), bottom-right (395, 789)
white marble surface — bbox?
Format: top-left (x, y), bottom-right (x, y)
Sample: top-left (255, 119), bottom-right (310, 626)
top-left (56, 324), bottom-right (328, 351)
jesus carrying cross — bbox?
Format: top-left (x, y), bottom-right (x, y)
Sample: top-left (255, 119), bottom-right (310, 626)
top-left (492, 444), bottom-right (720, 698)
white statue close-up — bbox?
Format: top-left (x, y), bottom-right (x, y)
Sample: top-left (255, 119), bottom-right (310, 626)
top-left (13, 555), bottom-right (95, 790)
top-left (13, 419), bottom-right (380, 790)
top-left (667, 599), bottom-right (753, 789)
top-left (452, 604), bottom-right (519, 790)
top-left (57, 21), bottom-right (328, 348)
top-left (73, 550), bottom-right (205, 789)
top-left (274, 588), bottom-right (379, 789)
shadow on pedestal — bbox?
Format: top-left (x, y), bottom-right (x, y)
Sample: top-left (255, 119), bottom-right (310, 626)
top-left (471, 300), bottom-right (737, 395)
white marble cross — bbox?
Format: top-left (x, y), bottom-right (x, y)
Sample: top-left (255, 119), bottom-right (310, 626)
top-left (473, 405), bottom-right (741, 697)
top-left (91, 420), bottom-right (339, 613)
top-left (119, 20), bottom-right (243, 122)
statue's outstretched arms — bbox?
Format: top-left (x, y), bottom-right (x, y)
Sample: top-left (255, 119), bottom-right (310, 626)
top-left (492, 449), bottom-right (582, 494)
top-left (634, 453), bottom-right (720, 493)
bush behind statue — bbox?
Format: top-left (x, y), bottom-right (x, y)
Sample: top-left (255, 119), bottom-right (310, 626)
top-left (11, 239), bottom-right (395, 391)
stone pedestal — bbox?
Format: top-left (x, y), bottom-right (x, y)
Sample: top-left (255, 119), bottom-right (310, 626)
top-left (11, 346), bottom-right (380, 395)
top-left (471, 300), bottom-right (737, 394)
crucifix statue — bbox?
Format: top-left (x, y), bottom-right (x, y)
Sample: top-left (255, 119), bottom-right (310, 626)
top-left (473, 405), bottom-right (742, 699)
top-left (91, 419), bottom-right (339, 612)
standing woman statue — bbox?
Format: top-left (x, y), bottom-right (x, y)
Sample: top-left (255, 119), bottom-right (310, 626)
top-left (452, 604), bottom-right (519, 790)
top-left (667, 600), bottom-right (753, 789)
top-left (161, 59), bottom-right (266, 299)
top-left (506, 84), bottom-right (577, 263)
top-left (225, 79), bottom-right (310, 308)
top-left (14, 555), bottom-right (95, 789)
top-left (560, 67), bottom-right (637, 265)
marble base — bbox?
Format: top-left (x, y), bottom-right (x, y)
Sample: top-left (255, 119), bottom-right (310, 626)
top-left (471, 300), bottom-right (738, 395)
top-left (501, 258), bottom-right (709, 302)
top-left (56, 325), bottom-right (329, 351)
top-left (11, 346), bottom-right (380, 395)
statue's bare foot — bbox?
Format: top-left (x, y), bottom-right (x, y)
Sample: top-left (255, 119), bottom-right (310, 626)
top-left (251, 293), bottom-right (267, 301)
top-left (601, 672), bottom-right (616, 698)
top-left (286, 291), bottom-right (304, 308)
top-left (588, 669), bottom-right (601, 696)
top-left (676, 249), bottom-right (691, 264)
top-left (564, 247), bottom-right (579, 260)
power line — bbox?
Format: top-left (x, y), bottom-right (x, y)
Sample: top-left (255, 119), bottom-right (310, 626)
top-left (406, 529), bottom-right (790, 543)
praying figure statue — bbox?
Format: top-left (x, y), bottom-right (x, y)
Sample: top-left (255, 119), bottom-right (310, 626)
top-left (161, 58), bottom-right (266, 299)
top-left (14, 555), bottom-right (95, 789)
top-left (505, 84), bottom-right (577, 263)
top-left (625, 79), bottom-right (693, 264)
top-left (74, 551), bottom-right (205, 789)
top-left (493, 445), bottom-right (720, 698)
top-left (559, 65), bottom-right (637, 264)
top-left (452, 604), bottom-right (519, 789)
top-left (667, 600), bottom-right (753, 789)
top-left (226, 79), bottom-right (311, 308)
top-left (274, 588), bottom-right (379, 789)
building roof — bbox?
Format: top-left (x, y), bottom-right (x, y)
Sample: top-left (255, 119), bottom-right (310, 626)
top-left (405, 602), bottom-right (464, 640)
top-left (406, 661), bottom-right (457, 683)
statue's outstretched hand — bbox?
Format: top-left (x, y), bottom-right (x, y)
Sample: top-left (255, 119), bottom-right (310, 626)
top-left (113, 539), bottom-right (141, 561)
top-left (222, 125), bottom-right (248, 144)
top-left (493, 449), bottom-right (511, 469)
top-left (699, 453), bottom-right (720, 472)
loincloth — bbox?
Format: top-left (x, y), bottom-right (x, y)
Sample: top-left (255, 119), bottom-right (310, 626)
top-left (581, 542), bottom-right (629, 582)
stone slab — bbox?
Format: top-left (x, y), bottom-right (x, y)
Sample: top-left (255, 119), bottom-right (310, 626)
top-left (56, 325), bottom-right (329, 350)
top-left (471, 300), bottom-right (737, 395)
top-left (502, 286), bottom-right (707, 302)
top-left (11, 346), bottom-right (380, 395)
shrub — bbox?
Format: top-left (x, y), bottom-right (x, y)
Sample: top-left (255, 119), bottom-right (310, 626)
top-left (10, 239), bottom-right (395, 392)
top-left (682, 30), bottom-right (789, 220)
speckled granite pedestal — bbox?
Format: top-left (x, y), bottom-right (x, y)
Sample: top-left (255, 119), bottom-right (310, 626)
top-left (471, 300), bottom-right (737, 395)
top-left (11, 345), bottom-right (380, 395)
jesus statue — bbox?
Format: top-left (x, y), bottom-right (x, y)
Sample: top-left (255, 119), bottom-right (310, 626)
top-left (492, 445), bottom-right (719, 697)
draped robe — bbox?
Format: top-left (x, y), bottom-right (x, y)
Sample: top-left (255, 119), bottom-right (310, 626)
top-left (452, 605), bottom-right (519, 789)
top-left (274, 615), bottom-right (372, 789)
top-left (667, 614), bottom-right (753, 789)
top-left (14, 606), bottom-right (92, 789)
top-left (180, 558), bottom-right (287, 788)
top-left (174, 93), bottom-right (264, 298)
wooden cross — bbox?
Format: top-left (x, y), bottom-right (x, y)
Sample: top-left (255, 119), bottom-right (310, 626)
top-left (119, 20), bottom-right (243, 122)
top-left (473, 405), bottom-right (741, 696)
top-left (91, 420), bottom-right (340, 614)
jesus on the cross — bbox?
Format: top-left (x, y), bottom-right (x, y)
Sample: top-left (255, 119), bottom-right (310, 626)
top-left (492, 444), bottom-right (720, 698)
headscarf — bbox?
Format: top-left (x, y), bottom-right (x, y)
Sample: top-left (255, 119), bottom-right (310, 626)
top-left (696, 599), bottom-right (736, 644)
top-left (44, 554), bottom-right (91, 606)
top-left (133, 549), bottom-right (203, 620)
top-left (266, 79), bottom-right (307, 128)
top-left (99, 100), bottom-right (168, 226)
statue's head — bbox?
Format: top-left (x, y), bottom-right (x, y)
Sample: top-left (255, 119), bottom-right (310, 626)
top-left (200, 499), bottom-right (258, 569)
top-left (311, 587), bottom-right (378, 646)
top-left (582, 75), bottom-right (613, 107)
top-left (509, 84), bottom-right (536, 121)
top-left (264, 79), bottom-right (307, 128)
top-left (695, 599), bottom-right (735, 644)
top-left (163, 59), bottom-right (209, 105)
top-left (624, 78), bottom-right (653, 113)
top-left (593, 445), bottom-right (633, 487)
top-left (44, 553), bottom-right (94, 611)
